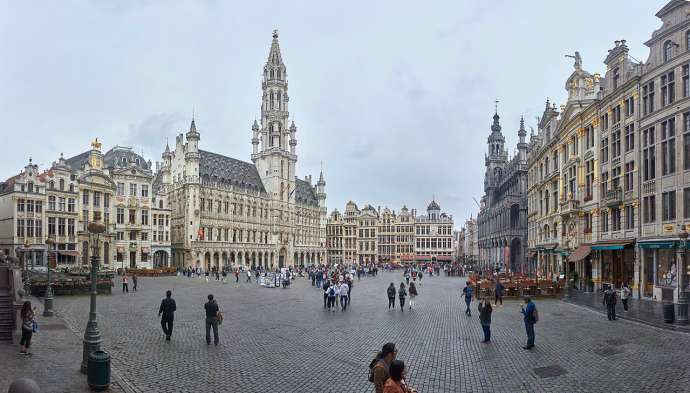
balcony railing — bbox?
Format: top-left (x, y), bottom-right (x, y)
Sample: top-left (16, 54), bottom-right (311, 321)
top-left (642, 180), bottom-right (656, 195)
top-left (604, 187), bottom-right (623, 208)
top-left (559, 199), bottom-right (580, 216)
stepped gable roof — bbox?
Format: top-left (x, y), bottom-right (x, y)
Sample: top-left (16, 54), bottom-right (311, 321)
top-left (198, 150), bottom-right (265, 193)
top-left (295, 178), bottom-right (318, 206)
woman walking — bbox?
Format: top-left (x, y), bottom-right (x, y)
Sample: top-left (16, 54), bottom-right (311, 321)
top-left (387, 283), bottom-right (396, 310)
top-left (19, 301), bottom-right (35, 355)
top-left (478, 297), bottom-right (493, 343)
top-left (398, 283), bottom-right (407, 312)
top-left (408, 282), bottom-right (418, 310)
top-left (122, 274), bottom-right (129, 293)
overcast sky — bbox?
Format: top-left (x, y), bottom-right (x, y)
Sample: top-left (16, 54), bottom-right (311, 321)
top-left (0, 1), bottom-right (666, 227)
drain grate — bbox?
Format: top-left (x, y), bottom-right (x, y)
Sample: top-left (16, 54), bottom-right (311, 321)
top-left (594, 346), bottom-right (623, 357)
top-left (39, 324), bottom-right (68, 331)
top-left (533, 365), bottom-right (568, 378)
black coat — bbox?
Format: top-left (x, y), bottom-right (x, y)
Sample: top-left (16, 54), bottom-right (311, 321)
top-left (478, 301), bottom-right (492, 324)
top-left (387, 286), bottom-right (396, 298)
top-left (159, 298), bottom-right (176, 320)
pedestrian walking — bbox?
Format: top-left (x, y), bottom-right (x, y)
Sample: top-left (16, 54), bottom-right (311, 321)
top-left (158, 290), bottom-right (176, 341)
top-left (383, 359), bottom-right (418, 393)
top-left (621, 283), bottom-right (631, 312)
top-left (205, 270), bottom-right (210, 283)
top-left (339, 281), bottom-right (350, 311)
top-left (19, 301), bottom-right (35, 355)
top-left (520, 296), bottom-right (537, 349)
top-left (204, 294), bottom-right (220, 346)
top-left (404, 270), bottom-right (410, 285)
top-left (322, 279), bottom-right (330, 308)
top-left (122, 274), bottom-right (129, 293)
top-left (246, 269), bottom-right (252, 283)
top-left (387, 283), bottom-right (396, 310)
top-left (603, 286), bottom-right (617, 320)
top-left (132, 274), bottom-right (138, 292)
top-left (494, 281), bottom-right (504, 306)
top-left (417, 270), bottom-right (423, 286)
top-left (408, 282), bottom-right (417, 310)
top-left (327, 282), bottom-right (337, 312)
top-left (478, 297), bottom-right (492, 343)
top-left (398, 283), bottom-right (407, 312)
top-left (369, 342), bottom-right (397, 393)
top-left (234, 269), bottom-right (240, 283)
top-left (221, 270), bottom-right (227, 283)
top-left (462, 281), bottom-right (473, 316)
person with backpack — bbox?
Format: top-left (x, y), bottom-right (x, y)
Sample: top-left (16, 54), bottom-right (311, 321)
top-left (158, 290), bottom-right (176, 341)
top-left (520, 296), bottom-right (537, 349)
top-left (369, 342), bottom-right (397, 393)
top-left (603, 286), bottom-right (617, 320)
top-left (404, 269), bottom-right (410, 285)
top-left (398, 283), bottom-right (407, 312)
top-left (387, 283), bottom-right (396, 310)
top-left (462, 281), bottom-right (474, 316)
top-left (621, 282), bottom-right (631, 312)
top-left (326, 281), bottom-right (338, 312)
top-left (408, 282), bottom-right (418, 310)
top-left (478, 297), bottom-right (493, 343)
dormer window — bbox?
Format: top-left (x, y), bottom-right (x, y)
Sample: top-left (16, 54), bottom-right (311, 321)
top-left (664, 40), bottom-right (673, 62)
top-left (612, 67), bottom-right (620, 90)
top-left (121, 157), bottom-right (127, 165)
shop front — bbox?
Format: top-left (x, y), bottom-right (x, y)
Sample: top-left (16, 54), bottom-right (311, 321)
top-left (568, 244), bottom-right (592, 291)
top-left (591, 240), bottom-right (634, 290)
top-left (639, 239), bottom-right (688, 302)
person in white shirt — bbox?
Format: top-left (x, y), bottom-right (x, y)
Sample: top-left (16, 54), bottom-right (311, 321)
top-left (326, 282), bottom-right (338, 312)
top-left (339, 282), bottom-right (350, 311)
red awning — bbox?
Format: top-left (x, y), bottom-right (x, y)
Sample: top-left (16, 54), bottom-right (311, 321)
top-left (436, 255), bottom-right (452, 261)
top-left (415, 255), bottom-right (431, 260)
top-left (400, 255), bottom-right (414, 261)
top-left (568, 245), bottom-right (591, 262)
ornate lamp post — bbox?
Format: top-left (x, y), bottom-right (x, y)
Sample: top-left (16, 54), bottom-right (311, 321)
top-left (43, 237), bottom-right (55, 317)
top-left (21, 240), bottom-right (31, 296)
top-left (676, 227), bottom-right (689, 325)
top-left (81, 221), bottom-right (106, 373)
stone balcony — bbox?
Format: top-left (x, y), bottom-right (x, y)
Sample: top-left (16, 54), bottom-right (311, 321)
top-left (603, 188), bottom-right (623, 208)
top-left (559, 199), bottom-right (581, 217)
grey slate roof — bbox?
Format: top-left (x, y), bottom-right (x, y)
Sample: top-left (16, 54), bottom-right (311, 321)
top-left (199, 150), bottom-right (266, 193)
top-left (63, 151), bottom-right (90, 171)
top-left (104, 147), bottom-right (150, 170)
top-left (294, 178), bottom-right (318, 206)
top-left (152, 171), bottom-right (163, 193)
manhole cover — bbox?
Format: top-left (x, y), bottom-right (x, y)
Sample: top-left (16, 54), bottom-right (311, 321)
top-left (533, 365), bottom-right (568, 378)
top-left (605, 338), bottom-right (629, 346)
top-left (40, 324), bottom-right (68, 331)
top-left (594, 346), bottom-right (623, 357)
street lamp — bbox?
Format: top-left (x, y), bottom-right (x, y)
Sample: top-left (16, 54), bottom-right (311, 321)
top-left (21, 240), bottom-right (31, 296)
top-left (676, 227), bottom-right (689, 326)
top-left (43, 237), bottom-right (55, 317)
top-left (81, 221), bottom-right (106, 373)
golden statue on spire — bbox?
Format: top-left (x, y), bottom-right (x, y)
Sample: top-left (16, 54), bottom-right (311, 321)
top-left (91, 138), bottom-right (102, 150)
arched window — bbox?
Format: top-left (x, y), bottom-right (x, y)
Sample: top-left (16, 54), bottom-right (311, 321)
top-left (664, 40), bottom-right (673, 62)
top-left (49, 180), bottom-right (55, 189)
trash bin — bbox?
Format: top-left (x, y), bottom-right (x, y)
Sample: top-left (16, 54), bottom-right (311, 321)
top-left (663, 302), bottom-right (675, 323)
top-left (87, 350), bottom-right (110, 391)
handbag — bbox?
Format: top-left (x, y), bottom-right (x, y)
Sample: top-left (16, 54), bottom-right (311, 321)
top-left (217, 311), bottom-right (224, 325)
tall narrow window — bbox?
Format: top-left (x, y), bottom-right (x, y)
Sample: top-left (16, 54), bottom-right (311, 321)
top-left (624, 161), bottom-right (634, 192)
top-left (661, 118), bottom-right (676, 176)
top-left (684, 112), bottom-right (690, 170)
top-left (662, 191), bottom-right (676, 221)
top-left (664, 40), bottom-right (673, 62)
top-left (643, 82), bottom-right (655, 115)
top-left (585, 159), bottom-right (594, 201)
top-left (601, 137), bottom-right (609, 163)
top-left (612, 130), bottom-right (621, 158)
top-left (643, 127), bottom-right (656, 181)
top-left (625, 124), bottom-right (635, 152)
top-left (612, 68), bottom-right (620, 90)
top-left (683, 64), bottom-right (689, 98)
top-left (661, 71), bottom-right (675, 107)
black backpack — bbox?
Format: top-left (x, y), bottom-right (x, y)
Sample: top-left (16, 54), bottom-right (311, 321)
top-left (368, 358), bottom-right (379, 382)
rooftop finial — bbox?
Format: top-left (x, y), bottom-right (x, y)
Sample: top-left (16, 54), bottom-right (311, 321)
top-left (494, 98), bottom-right (499, 115)
top-left (273, 29), bottom-right (278, 39)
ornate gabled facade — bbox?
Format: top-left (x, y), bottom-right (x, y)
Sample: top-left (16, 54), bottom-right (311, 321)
top-left (478, 110), bottom-right (529, 273)
top-left (162, 31), bottom-right (327, 270)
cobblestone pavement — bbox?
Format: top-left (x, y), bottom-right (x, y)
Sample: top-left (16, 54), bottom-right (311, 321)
top-left (0, 305), bottom-right (126, 393)
top-left (31, 272), bottom-right (690, 392)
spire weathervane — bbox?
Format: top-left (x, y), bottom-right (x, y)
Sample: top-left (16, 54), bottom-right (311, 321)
top-left (494, 99), bottom-right (499, 114)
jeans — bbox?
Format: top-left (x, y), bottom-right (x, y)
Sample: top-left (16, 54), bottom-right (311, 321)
top-left (388, 297), bottom-right (395, 309)
top-left (525, 322), bottom-right (535, 346)
top-left (20, 327), bottom-right (32, 348)
top-left (399, 297), bottom-right (405, 309)
top-left (465, 300), bottom-right (472, 315)
top-left (481, 324), bottom-right (491, 341)
top-left (161, 318), bottom-right (173, 338)
top-left (495, 294), bottom-right (502, 305)
top-left (122, 283), bottom-right (128, 293)
top-left (327, 296), bottom-right (336, 310)
top-left (622, 299), bottom-right (629, 311)
top-left (607, 304), bottom-right (617, 320)
top-left (341, 295), bottom-right (348, 311)
top-left (324, 293), bottom-right (328, 308)
top-left (205, 317), bottom-right (219, 345)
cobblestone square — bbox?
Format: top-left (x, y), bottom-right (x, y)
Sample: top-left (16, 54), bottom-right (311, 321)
top-left (19, 272), bottom-right (689, 392)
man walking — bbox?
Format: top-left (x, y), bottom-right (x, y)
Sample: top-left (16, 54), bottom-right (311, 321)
top-left (122, 274), bottom-right (129, 293)
top-left (462, 281), bottom-right (473, 316)
top-left (494, 281), bottom-right (505, 306)
top-left (132, 274), bottom-right (138, 292)
top-left (521, 296), bottom-right (537, 349)
top-left (234, 269), bottom-right (240, 283)
top-left (478, 297), bottom-right (492, 343)
top-left (339, 280), bottom-right (349, 311)
top-left (158, 290), bottom-right (176, 341)
top-left (204, 294), bottom-right (220, 346)
top-left (603, 286), bottom-right (617, 320)
top-left (246, 269), bottom-right (252, 283)
top-left (387, 283), bottom-right (396, 310)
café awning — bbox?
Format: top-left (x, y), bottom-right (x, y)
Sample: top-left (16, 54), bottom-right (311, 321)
top-left (436, 255), bottom-right (452, 261)
top-left (415, 255), bottom-right (431, 260)
top-left (591, 240), bottom-right (633, 250)
top-left (639, 239), bottom-right (677, 249)
top-left (568, 245), bottom-right (591, 262)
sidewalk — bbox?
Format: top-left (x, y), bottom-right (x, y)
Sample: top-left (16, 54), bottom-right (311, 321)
top-left (0, 297), bottom-right (127, 393)
top-left (565, 290), bottom-right (690, 332)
